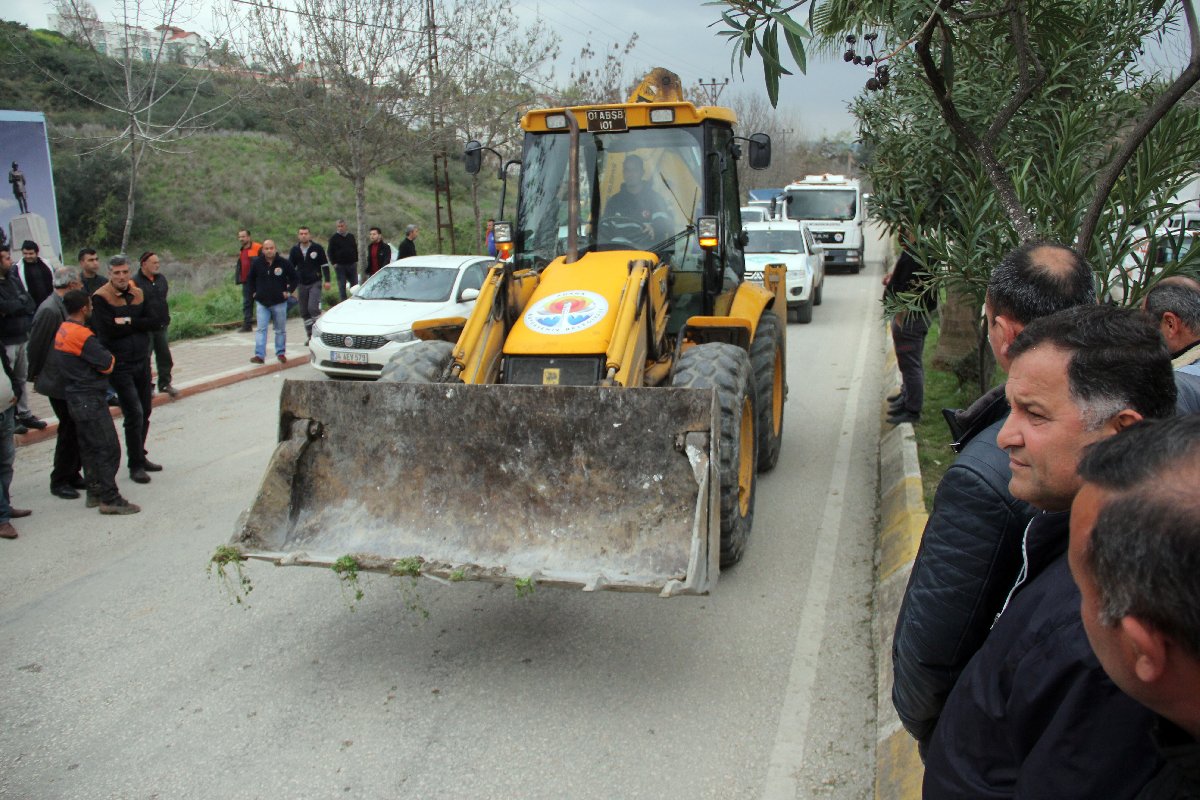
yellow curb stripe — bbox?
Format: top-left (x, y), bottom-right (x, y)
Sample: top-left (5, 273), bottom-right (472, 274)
top-left (879, 512), bottom-right (926, 581)
top-left (875, 729), bottom-right (924, 800)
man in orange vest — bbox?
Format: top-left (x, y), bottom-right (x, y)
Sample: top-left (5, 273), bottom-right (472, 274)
top-left (234, 229), bottom-right (262, 332)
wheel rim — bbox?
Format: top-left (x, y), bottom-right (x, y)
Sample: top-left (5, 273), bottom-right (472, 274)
top-left (738, 396), bottom-right (754, 516)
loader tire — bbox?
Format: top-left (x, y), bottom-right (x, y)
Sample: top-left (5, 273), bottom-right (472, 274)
top-left (749, 310), bottom-right (785, 473)
top-left (672, 342), bottom-right (757, 568)
top-left (379, 340), bottom-right (455, 383)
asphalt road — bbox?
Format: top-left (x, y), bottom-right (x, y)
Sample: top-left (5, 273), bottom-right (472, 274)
top-left (0, 257), bottom-right (887, 799)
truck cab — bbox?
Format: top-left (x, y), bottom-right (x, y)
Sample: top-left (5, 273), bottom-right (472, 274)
top-left (782, 174), bottom-right (864, 273)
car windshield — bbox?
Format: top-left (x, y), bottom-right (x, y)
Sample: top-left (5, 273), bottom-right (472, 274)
top-left (356, 266), bottom-right (457, 301)
top-left (516, 125), bottom-right (705, 270)
top-left (746, 229), bottom-right (804, 254)
top-left (785, 189), bottom-right (856, 221)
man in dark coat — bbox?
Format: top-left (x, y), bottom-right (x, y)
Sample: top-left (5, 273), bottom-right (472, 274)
top-left (1070, 417), bottom-right (1200, 799)
top-left (27, 266), bottom-right (86, 499)
top-left (923, 305), bottom-right (1174, 798)
top-left (91, 255), bottom-right (160, 484)
top-left (327, 219), bottom-right (358, 300)
top-left (288, 227), bottom-right (329, 345)
top-left (396, 224), bottom-right (418, 260)
top-left (234, 229), bottom-right (262, 332)
top-left (882, 237), bottom-right (938, 424)
top-left (50, 290), bottom-right (139, 515)
top-left (891, 242), bottom-right (1095, 753)
top-left (248, 239), bottom-right (297, 363)
top-left (0, 245), bottom-right (40, 434)
top-left (133, 252), bottom-right (175, 397)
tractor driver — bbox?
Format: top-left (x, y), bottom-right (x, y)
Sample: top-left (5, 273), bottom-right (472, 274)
top-left (603, 154), bottom-right (670, 247)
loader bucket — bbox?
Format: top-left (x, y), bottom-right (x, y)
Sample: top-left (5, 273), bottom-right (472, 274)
top-left (231, 380), bottom-right (721, 596)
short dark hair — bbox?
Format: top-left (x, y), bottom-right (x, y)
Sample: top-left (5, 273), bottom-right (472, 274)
top-left (370, 226), bottom-right (381, 235)
top-left (1078, 416), bottom-right (1200, 658)
top-left (109, 255), bottom-right (129, 269)
top-left (986, 241), bottom-right (1095, 324)
top-left (1008, 304), bottom-right (1176, 426)
top-left (1144, 281), bottom-right (1200, 332)
top-left (238, 228), bottom-right (250, 237)
top-left (63, 289), bottom-right (90, 315)
top-left (298, 226), bottom-right (309, 233)
top-left (21, 240), bottom-right (38, 253)
top-left (78, 247), bottom-right (97, 261)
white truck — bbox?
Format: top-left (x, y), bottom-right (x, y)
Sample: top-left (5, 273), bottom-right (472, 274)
top-left (781, 175), bottom-right (865, 273)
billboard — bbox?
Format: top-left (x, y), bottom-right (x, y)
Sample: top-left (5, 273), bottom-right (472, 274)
top-left (0, 111), bottom-right (63, 267)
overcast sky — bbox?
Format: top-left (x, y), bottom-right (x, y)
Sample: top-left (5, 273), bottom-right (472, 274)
top-left (0, 0), bottom-right (866, 137)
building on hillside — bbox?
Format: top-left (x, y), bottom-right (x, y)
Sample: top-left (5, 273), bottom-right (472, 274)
top-left (49, 14), bottom-right (209, 66)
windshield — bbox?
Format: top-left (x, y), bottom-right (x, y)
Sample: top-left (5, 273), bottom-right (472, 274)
top-left (516, 125), bottom-right (705, 270)
top-left (357, 266), bottom-right (457, 301)
top-left (745, 229), bottom-right (804, 254)
top-left (786, 188), bottom-right (857, 221)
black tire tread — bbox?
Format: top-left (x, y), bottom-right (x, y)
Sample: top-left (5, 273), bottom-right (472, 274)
top-left (671, 342), bottom-right (757, 567)
top-left (379, 340), bottom-right (455, 383)
top-left (749, 310), bottom-right (784, 472)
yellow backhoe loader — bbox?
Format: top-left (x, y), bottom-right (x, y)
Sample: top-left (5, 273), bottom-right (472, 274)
top-left (229, 70), bottom-right (788, 597)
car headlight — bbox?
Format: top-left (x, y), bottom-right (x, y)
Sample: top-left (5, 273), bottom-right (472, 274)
top-left (384, 329), bottom-right (415, 344)
top-left (311, 320), bottom-right (323, 336)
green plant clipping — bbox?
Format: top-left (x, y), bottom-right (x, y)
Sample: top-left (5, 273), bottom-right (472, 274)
top-left (391, 557), bottom-right (421, 577)
top-left (208, 545), bottom-right (253, 606)
top-left (332, 555), bottom-right (365, 608)
top-left (514, 577), bottom-right (535, 599)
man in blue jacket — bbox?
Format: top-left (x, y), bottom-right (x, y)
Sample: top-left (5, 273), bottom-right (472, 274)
top-left (248, 240), bottom-right (297, 364)
top-left (923, 305), bottom-right (1174, 798)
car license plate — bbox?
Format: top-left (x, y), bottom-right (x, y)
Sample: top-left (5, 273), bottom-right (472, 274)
top-left (586, 109), bottom-right (627, 132)
top-left (331, 351), bottom-right (367, 364)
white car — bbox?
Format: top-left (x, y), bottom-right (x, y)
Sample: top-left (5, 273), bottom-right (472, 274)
top-left (310, 254), bottom-right (492, 378)
top-left (743, 220), bottom-right (825, 323)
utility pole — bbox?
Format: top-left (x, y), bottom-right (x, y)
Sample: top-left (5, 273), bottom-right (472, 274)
top-left (697, 77), bottom-right (729, 105)
top-left (425, 0), bottom-right (455, 252)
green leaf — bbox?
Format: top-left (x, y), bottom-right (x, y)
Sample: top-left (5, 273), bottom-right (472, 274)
top-left (772, 12), bottom-right (811, 39)
top-left (764, 59), bottom-right (781, 108)
top-left (783, 27), bottom-right (808, 74)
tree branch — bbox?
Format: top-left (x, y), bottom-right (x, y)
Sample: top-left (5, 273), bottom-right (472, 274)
top-left (1078, 0), bottom-right (1200, 250)
top-left (984, 0), bottom-right (1046, 144)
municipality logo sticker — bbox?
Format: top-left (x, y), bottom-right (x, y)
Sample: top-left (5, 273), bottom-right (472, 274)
top-left (524, 291), bottom-right (609, 335)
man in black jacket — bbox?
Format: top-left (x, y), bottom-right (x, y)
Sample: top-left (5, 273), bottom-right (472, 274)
top-left (133, 252), bottom-right (175, 398)
top-left (0, 246), bottom-right (40, 435)
top-left (882, 237), bottom-right (938, 424)
top-left (1070, 417), bottom-right (1200, 799)
top-left (892, 242), bottom-right (1095, 753)
top-left (366, 226), bottom-right (392, 277)
top-left (923, 305), bottom-right (1175, 798)
top-left (27, 266), bottom-right (85, 499)
top-left (289, 227), bottom-right (329, 345)
top-left (91, 255), bottom-right (160, 484)
top-left (248, 240), bottom-right (297, 364)
top-left (396, 224), bottom-right (418, 260)
top-left (327, 219), bottom-right (358, 301)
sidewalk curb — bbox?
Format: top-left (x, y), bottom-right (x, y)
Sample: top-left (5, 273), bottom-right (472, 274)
top-left (15, 354), bottom-right (311, 448)
top-left (875, 333), bottom-right (925, 799)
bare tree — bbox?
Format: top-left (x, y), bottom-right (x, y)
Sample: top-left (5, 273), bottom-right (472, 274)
top-left (438, 0), bottom-right (559, 250)
top-left (232, 0), bottom-right (431, 271)
top-left (19, 0), bottom-right (230, 252)
top-left (558, 34), bottom-right (640, 106)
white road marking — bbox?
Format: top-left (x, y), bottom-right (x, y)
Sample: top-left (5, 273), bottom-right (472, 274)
top-left (762, 294), bottom-right (875, 799)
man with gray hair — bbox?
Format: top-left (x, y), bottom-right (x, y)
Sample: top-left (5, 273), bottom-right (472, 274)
top-left (396, 224), bottom-right (418, 260)
top-left (27, 265), bottom-right (85, 499)
top-left (893, 241), bottom-right (1096, 751)
top-left (1142, 276), bottom-right (1200, 414)
top-left (923, 304), bottom-right (1174, 796)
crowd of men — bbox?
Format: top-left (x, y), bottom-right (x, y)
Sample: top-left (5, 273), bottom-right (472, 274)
top-left (0, 242), bottom-right (180, 535)
top-left (235, 221), bottom-right (419, 354)
top-left (892, 242), bottom-right (1200, 796)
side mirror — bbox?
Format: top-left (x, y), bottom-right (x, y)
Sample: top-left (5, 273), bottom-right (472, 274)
top-left (459, 287), bottom-right (480, 302)
top-left (464, 140), bottom-right (483, 175)
top-left (737, 230), bottom-right (749, 248)
top-left (748, 133), bottom-right (771, 170)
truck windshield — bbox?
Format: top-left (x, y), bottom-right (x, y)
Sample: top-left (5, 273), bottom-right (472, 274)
top-left (516, 125), bottom-right (705, 271)
top-left (786, 189), bottom-right (856, 221)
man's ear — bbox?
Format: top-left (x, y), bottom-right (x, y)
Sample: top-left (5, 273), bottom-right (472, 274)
top-left (992, 314), bottom-right (1020, 362)
top-left (1161, 311), bottom-right (1182, 338)
top-left (1122, 615), bottom-right (1168, 684)
top-left (1109, 409), bottom-right (1144, 434)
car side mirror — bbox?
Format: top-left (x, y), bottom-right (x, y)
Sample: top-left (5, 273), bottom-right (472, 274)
top-left (459, 287), bottom-right (480, 302)
top-left (737, 230), bottom-right (749, 248)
